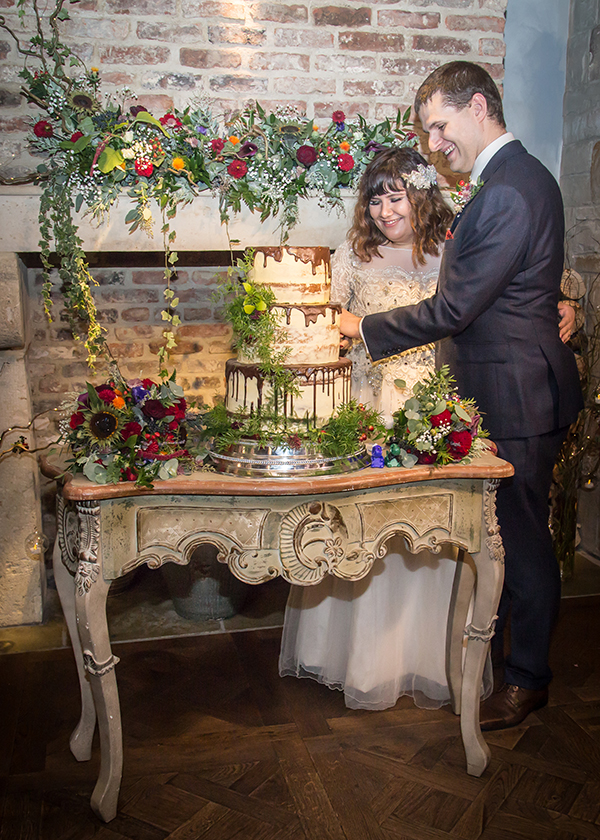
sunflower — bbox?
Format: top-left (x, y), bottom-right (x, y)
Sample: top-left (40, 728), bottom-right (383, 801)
top-left (68, 89), bottom-right (99, 114)
top-left (84, 409), bottom-right (121, 444)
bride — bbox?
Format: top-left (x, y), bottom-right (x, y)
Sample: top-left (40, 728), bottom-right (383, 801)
top-left (279, 147), bottom-right (463, 710)
top-left (278, 146), bottom-right (574, 711)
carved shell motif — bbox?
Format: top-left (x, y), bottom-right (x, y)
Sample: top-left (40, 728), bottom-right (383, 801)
top-left (279, 501), bottom-right (349, 584)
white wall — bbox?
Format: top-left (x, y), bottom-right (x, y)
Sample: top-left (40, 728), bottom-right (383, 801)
top-left (503, 0), bottom-right (570, 180)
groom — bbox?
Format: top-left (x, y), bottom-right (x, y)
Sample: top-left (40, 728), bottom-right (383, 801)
top-left (341, 61), bottom-right (583, 730)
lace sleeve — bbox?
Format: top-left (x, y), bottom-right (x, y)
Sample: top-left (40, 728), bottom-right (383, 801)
top-left (331, 240), bottom-right (355, 308)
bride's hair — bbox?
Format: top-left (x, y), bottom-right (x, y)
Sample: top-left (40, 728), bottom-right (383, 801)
top-left (349, 146), bottom-right (454, 266)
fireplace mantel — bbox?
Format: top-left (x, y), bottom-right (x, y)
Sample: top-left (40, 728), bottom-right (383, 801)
top-left (0, 187), bottom-right (354, 253)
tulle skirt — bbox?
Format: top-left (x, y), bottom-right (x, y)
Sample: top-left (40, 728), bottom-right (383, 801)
top-left (279, 536), bottom-right (492, 710)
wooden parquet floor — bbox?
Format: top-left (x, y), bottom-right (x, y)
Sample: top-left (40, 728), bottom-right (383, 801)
top-left (1, 595), bottom-right (600, 840)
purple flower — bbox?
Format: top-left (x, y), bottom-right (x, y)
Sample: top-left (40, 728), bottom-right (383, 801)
top-left (130, 105), bottom-right (148, 116)
top-left (196, 125), bottom-right (208, 135)
top-left (364, 141), bottom-right (388, 154)
top-left (131, 385), bottom-right (149, 403)
top-left (335, 123), bottom-right (345, 132)
top-left (77, 392), bottom-right (89, 407)
top-left (238, 141), bottom-right (258, 158)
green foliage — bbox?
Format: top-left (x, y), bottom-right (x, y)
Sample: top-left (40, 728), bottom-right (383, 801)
top-left (203, 399), bottom-right (386, 458)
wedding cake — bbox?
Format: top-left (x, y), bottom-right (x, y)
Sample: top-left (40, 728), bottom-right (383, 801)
top-left (224, 246), bottom-right (352, 427)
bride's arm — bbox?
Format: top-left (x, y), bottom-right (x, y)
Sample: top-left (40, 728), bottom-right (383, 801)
top-left (331, 241), bottom-right (355, 348)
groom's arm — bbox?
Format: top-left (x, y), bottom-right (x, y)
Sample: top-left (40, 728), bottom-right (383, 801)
top-left (361, 183), bottom-right (532, 362)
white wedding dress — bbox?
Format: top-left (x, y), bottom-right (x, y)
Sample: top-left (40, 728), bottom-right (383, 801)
top-left (279, 240), bottom-right (491, 711)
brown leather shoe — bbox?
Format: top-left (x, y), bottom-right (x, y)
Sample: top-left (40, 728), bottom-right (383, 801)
top-left (479, 683), bottom-right (548, 731)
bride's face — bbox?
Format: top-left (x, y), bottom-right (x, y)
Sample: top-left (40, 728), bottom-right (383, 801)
top-left (368, 185), bottom-right (413, 247)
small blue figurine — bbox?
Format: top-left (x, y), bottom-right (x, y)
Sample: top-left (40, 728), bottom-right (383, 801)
top-left (370, 444), bottom-right (385, 468)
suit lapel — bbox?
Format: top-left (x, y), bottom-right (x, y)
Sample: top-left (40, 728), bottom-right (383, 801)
top-left (449, 140), bottom-right (525, 235)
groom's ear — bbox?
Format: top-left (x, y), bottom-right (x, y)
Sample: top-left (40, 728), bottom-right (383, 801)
top-left (469, 93), bottom-right (488, 124)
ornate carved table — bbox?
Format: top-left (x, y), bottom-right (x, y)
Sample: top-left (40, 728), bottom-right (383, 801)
top-left (51, 452), bottom-right (513, 822)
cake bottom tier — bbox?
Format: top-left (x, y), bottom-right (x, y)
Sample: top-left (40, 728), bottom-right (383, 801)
top-left (225, 358), bottom-right (352, 427)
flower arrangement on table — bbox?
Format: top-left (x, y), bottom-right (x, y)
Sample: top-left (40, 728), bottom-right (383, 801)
top-left (60, 366), bottom-right (205, 488)
top-left (1, 0), bottom-right (418, 368)
top-left (385, 366), bottom-right (489, 468)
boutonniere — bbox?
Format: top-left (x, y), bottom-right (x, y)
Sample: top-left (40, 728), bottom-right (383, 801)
top-left (445, 230), bottom-right (454, 240)
top-left (450, 177), bottom-right (484, 212)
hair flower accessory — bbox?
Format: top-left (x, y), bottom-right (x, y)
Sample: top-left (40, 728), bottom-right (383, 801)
top-left (403, 163), bottom-right (438, 190)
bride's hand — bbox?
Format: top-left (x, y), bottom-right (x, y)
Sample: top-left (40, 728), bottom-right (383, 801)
top-left (340, 337), bottom-right (351, 351)
top-left (558, 301), bottom-right (576, 343)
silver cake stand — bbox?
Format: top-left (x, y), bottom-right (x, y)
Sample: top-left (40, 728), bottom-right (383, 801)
top-left (208, 439), bottom-right (371, 477)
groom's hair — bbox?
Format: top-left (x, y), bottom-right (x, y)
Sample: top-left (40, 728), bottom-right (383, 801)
top-left (415, 61), bottom-right (506, 129)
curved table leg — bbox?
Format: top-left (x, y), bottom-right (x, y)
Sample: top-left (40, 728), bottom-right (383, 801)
top-left (73, 502), bottom-right (123, 823)
top-left (460, 480), bottom-right (505, 777)
top-left (52, 537), bottom-right (97, 761)
top-left (446, 550), bottom-right (475, 715)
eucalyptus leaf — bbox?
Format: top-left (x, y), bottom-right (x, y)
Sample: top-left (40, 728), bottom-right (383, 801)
top-left (393, 379), bottom-right (406, 390)
top-left (433, 399), bottom-right (447, 416)
top-left (400, 449), bottom-right (418, 469)
top-left (455, 404), bottom-right (472, 422)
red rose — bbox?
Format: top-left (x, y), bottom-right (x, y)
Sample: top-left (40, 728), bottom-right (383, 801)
top-left (70, 131), bottom-right (84, 143)
top-left (405, 131), bottom-right (417, 142)
top-left (159, 113), bottom-right (183, 129)
top-left (121, 421), bottom-right (142, 441)
top-left (96, 386), bottom-right (116, 403)
top-left (447, 430), bottom-right (473, 459)
top-left (141, 378), bottom-right (156, 389)
top-left (296, 145), bottom-right (318, 166)
top-left (170, 398), bottom-right (186, 420)
top-left (142, 399), bottom-right (169, 419)
top-left (69, 412), bottom-right (85, 429)
top-left (337, 153), bottom-right (354, 172)
top-left (211, 138), bottom-right (225, 154)
top-left (168, 419), bottom-right (179, 430)
top-left (135, 160), bottom-right (153, 177)
top-left (417, 452), bottom-right (437, 465)
top-left (332, 110), bottom-right (345, 123)
top-left (430, 409), bottom-right (452, 428)
top-left (121, 467), bottom-right (137, 482)
top-left (227, 159), bottom-right (248, 179)
top-left (33, 120), bottom-right (53, 138)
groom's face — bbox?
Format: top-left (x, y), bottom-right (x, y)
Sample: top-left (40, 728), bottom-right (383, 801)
top-left (418, 92), bottom-right (483, 174)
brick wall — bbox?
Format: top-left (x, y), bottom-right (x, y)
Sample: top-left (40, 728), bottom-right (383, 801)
top-left (2, 0), bottom-right (508, 427)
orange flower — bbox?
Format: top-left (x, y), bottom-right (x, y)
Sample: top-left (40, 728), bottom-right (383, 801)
top-left (112, 396), bottom-right (126, 409)
top-left (172, 157), bottom-right (185, 170)
top-left (229, 135), bottom-right (240, 144)
top-left (339, 141), bottom-right (351, 152)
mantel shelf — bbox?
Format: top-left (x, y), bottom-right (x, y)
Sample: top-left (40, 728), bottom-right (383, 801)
top-left (0, 188), bottom-right (355, 253)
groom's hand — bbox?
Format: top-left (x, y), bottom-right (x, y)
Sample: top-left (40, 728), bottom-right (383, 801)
top-left (340, 309), bottom-right (362, 340)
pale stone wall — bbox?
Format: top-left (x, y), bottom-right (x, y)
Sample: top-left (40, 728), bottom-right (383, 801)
top-left (560, 0), bottom-right (600, 560)
top-left (0, 253), bottom-right (45, 627)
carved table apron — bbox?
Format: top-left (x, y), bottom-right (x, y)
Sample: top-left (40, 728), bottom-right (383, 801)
top-left (53, 452), bottom-right (513, 823)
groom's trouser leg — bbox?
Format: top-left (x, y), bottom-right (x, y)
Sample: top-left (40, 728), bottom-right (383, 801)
top-left (492, 427), bottom-right (569, 691)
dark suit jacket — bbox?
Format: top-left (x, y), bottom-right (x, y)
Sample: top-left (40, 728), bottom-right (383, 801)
top-left (361, 140), bottom-right (583, 439)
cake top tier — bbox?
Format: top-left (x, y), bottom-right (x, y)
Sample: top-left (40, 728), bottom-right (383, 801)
top-left (250, 246), bottom-right (331, 305)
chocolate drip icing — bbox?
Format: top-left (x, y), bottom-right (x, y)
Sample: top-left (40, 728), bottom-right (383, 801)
top-left (255, 246), bottom-right (331, 282)
top-left (225, 358), bottom-right (351, 425)
top-left (278, 303), bottom-right (341, 326)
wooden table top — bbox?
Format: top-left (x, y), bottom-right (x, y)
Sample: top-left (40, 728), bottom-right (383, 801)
top-left (41, 451), bottom-right (514, 501)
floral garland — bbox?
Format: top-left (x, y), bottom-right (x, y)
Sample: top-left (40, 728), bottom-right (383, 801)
top-left (1, 0), bottom-right (418, 369)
